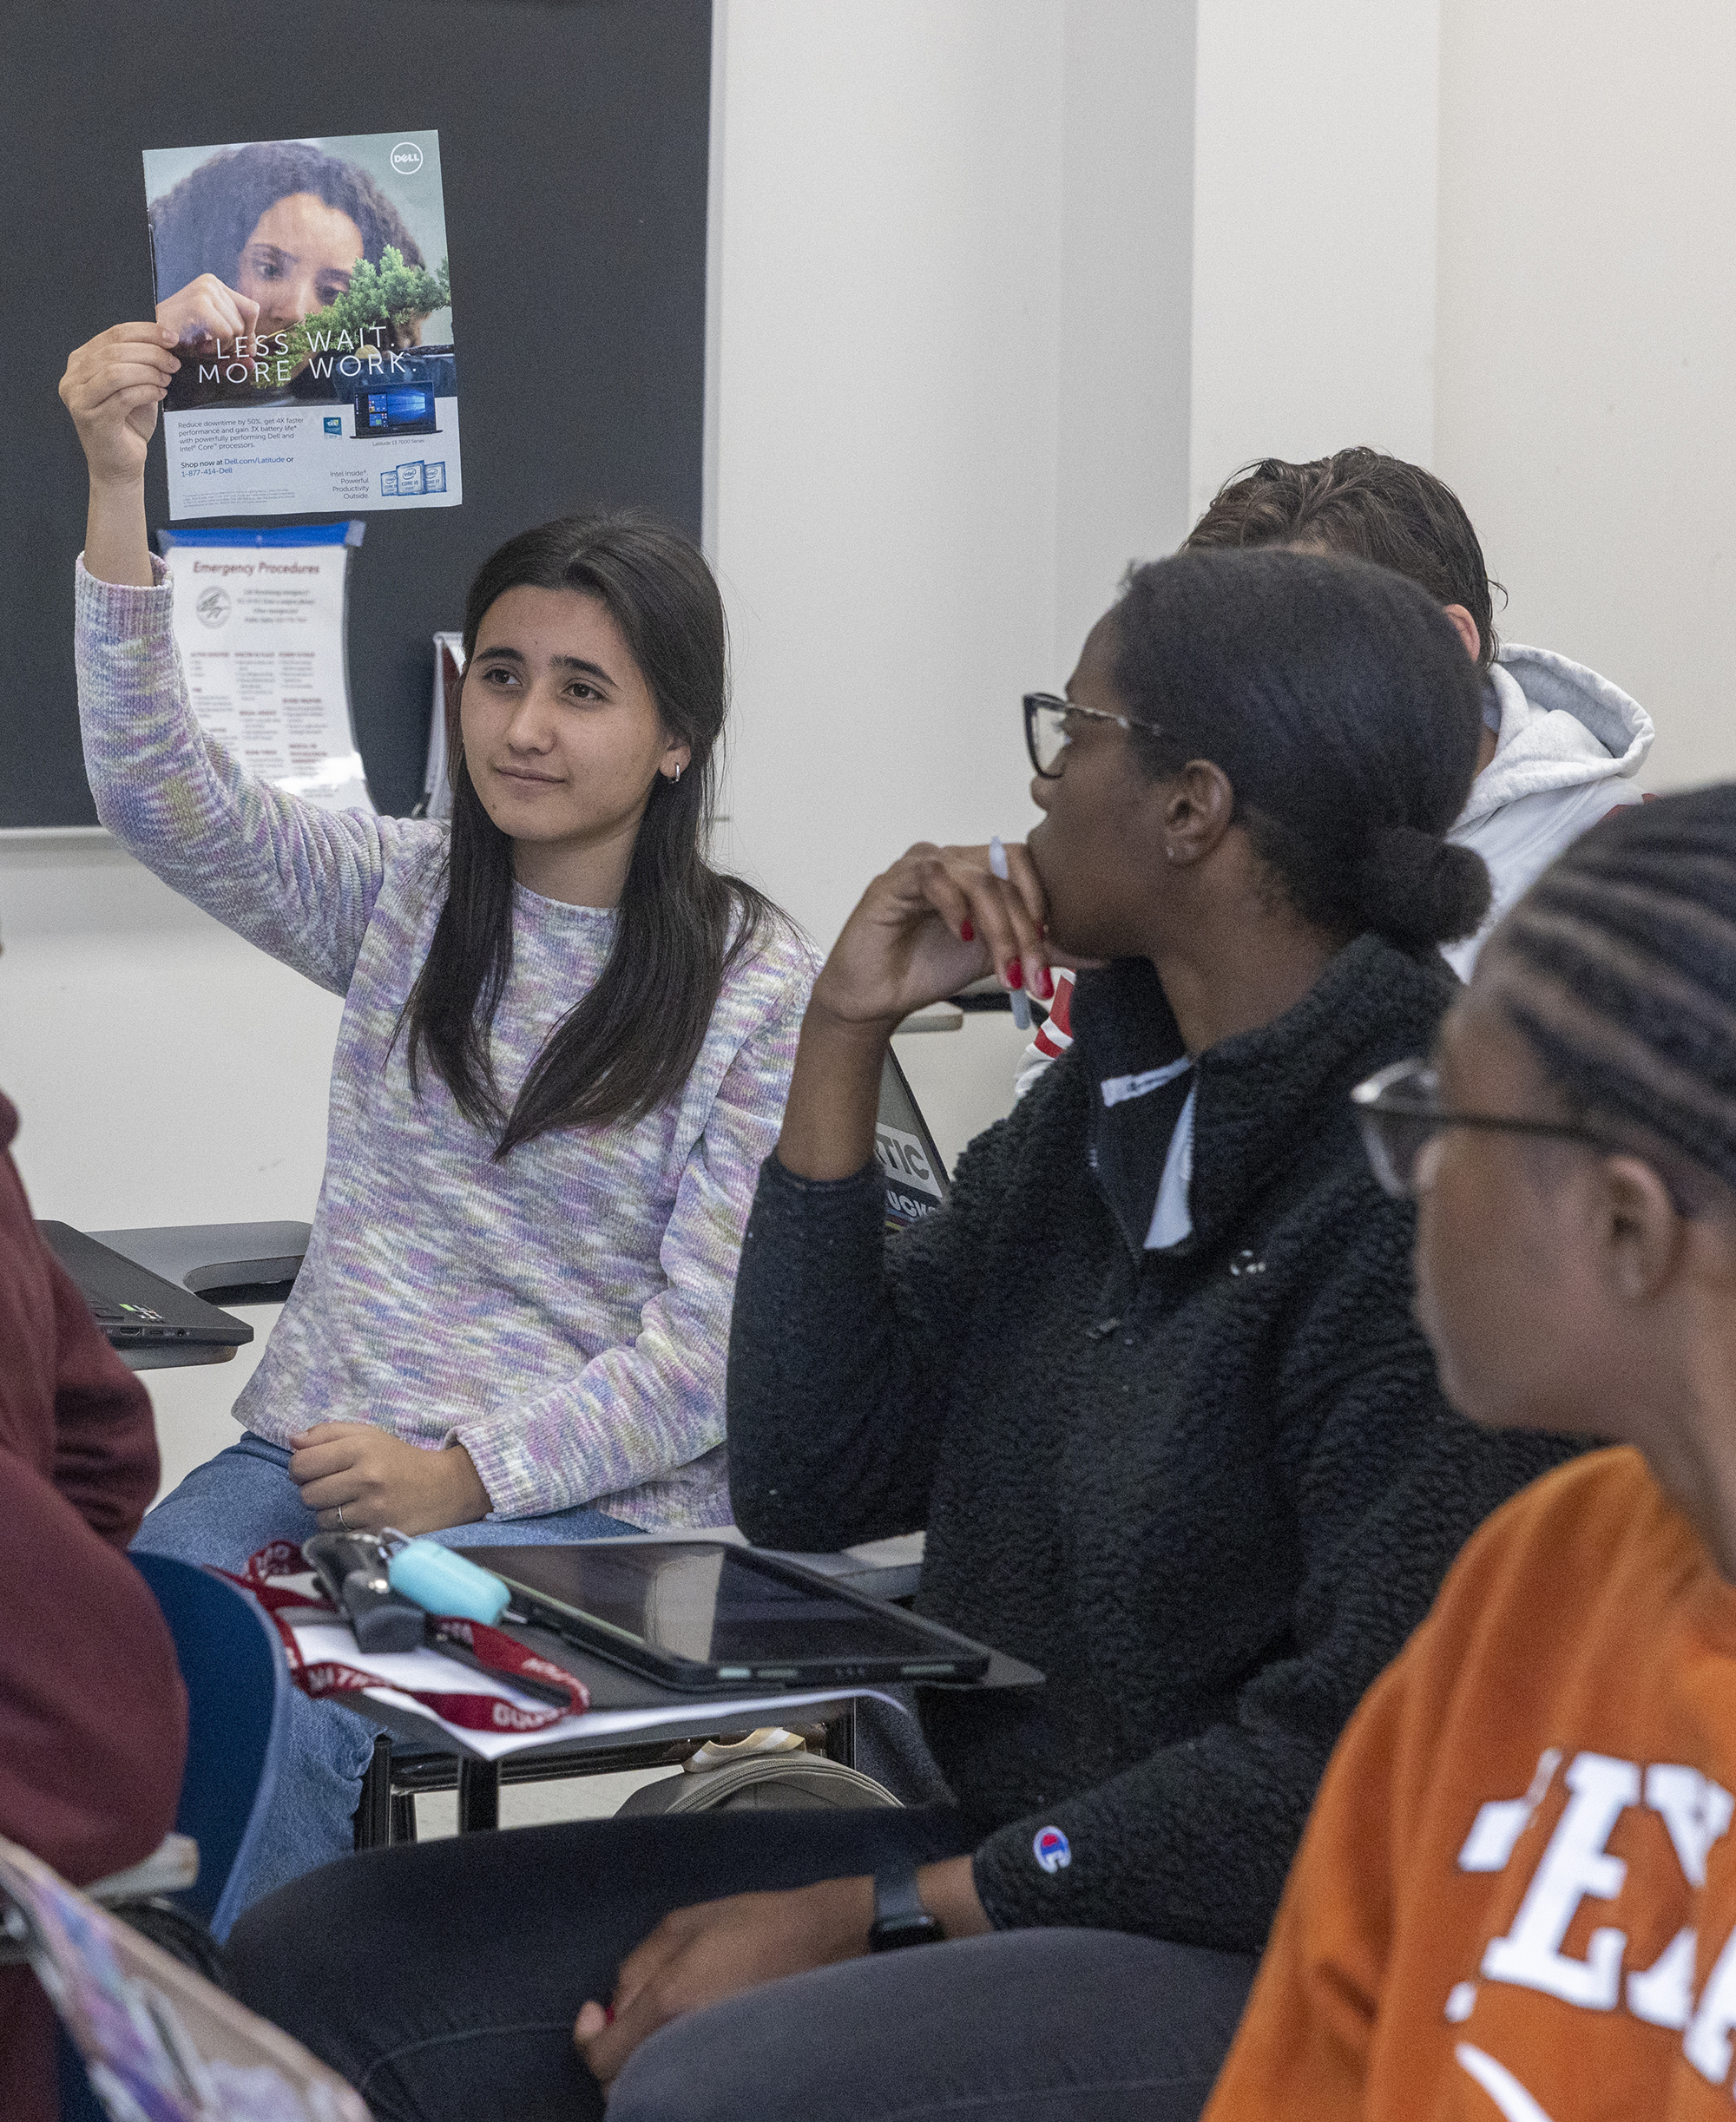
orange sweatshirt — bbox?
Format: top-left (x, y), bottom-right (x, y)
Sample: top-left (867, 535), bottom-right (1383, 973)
top-left (1206, 1446), bottom-right (1736, 2122)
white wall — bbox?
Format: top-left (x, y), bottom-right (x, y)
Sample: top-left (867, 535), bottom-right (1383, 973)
top-left (710, 0), bottom-right (1196, 947)
top-left (706, 0), bottom-right (1061, 941)
top-left (0, 837), bottom-right (339, 1226)
top-left (1055, 0), bottom-right (1198, 654)
top-left (1188, 0), bottom-right (1441, 518)
top-left (1434, 0), bottom-right (1736, 790)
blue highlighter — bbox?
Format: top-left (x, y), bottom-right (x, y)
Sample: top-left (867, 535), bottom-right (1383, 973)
top-left (386, 1536), bottom-right (511, 1626)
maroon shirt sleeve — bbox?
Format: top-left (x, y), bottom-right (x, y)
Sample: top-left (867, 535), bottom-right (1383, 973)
top-left (43, 1247), bottom-right (160, 1547)
top-left (0, 1449), bottom-right (187, 2122)
top-left (0, 1445), bottom-right (187, 1882)
top-left (0, 1097), bottom-right (185, 2122)
top-left (0, 1096), bottom-right (160, 1547)
top-left (0, 1100), bottom-right (182, 1854)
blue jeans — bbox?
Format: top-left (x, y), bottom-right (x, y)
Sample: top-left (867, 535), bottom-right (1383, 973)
top-left (132, 1432), bottom-right (636, 1928)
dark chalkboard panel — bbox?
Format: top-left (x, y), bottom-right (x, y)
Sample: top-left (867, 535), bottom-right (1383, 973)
top-left (0, 0), bottom-right (711, 824)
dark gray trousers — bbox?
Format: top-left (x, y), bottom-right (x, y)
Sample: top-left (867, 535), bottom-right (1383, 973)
top-left (613, 1925), bottom-right (1259, 2122)
top-left (228, 1808), bottom-right (1256, 2122)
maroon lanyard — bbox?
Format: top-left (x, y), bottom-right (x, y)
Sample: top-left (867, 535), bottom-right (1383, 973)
top-left (217, 1541), bottom-right (591, 1733)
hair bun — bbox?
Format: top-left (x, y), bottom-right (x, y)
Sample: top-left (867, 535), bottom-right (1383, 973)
top-left (1354, 825), bottom-right (1490, 946)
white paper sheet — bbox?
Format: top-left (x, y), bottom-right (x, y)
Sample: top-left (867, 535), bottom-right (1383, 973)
top-left (163, 542), bottom-right (372, 811)
top-left (288, 1622), bottom-right (905, 1762)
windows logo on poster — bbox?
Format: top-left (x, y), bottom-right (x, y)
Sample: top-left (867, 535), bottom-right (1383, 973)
top-left (381, 463), bottom-right (447, 498)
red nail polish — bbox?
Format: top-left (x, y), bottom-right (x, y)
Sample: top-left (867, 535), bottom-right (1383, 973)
top-left (1006, 960), bottom-right (1023, 989)
top-left (1035, 966), bottom-right (1054, 1000)
top-left (604, 2005), bottom-right (615, 2025)
top-left (960, 920), bottom-right (974, 942)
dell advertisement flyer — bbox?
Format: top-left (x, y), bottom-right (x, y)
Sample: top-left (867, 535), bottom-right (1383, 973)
top-left (143, 130), bottom-right (461, 520)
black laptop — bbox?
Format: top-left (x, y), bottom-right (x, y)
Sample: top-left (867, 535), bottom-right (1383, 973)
top-left (875, 1051), bottom-right (950, 1233)
top-left (36, 1223), bottom-right (253, 1350)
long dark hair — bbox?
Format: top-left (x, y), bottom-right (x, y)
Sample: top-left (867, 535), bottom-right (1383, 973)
top-left (1113, 548), bottom-right (1492, 947)
top-left (403, 512), bottom-right (774, 1154)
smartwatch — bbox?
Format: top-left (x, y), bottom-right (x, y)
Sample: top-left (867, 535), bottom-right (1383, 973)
top-left (868, 1864), bottom-right (944, 1952)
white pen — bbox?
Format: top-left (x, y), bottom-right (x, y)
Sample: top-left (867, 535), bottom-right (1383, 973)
top-left (988, 835), bottom-right (1032, 1029)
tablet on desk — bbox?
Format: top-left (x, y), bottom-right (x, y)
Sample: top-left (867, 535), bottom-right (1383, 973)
top-left (460, 1541), bottom-right (991, 1692)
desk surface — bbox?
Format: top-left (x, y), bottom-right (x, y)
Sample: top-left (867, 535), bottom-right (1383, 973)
top-left (332, 1557), bottom-right (1036, 1767)
top-left (95, 1221), bottom-right (310, 1297)
top-left (115, 1340), bottom-right (240, 1373)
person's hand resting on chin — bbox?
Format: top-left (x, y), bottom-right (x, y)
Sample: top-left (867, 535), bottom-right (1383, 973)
top-left (572, 1856), bottom-right (993, 2090)
top-left (287, 1423), bottom-right (490, 1535)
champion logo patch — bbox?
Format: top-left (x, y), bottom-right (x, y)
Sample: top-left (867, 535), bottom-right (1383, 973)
top-left (1033, 1825), bottom-right (1071, 1873)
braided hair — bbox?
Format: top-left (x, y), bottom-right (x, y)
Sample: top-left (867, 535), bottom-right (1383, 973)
top-left (1476, 788), bottom-right (1736, 1201)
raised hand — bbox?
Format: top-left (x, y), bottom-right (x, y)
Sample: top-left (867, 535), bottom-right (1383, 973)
top-left (59, 323), bottom-right (181, 489)
top-left (60, 323), bottom-right (183, 588)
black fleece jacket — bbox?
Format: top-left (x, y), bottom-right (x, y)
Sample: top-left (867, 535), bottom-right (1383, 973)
top-left (726, 933), bottom-right (1581, 1951)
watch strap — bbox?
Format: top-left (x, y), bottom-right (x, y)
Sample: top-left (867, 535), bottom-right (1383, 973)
top-left (870, 1864), bottom-right (943, 1950)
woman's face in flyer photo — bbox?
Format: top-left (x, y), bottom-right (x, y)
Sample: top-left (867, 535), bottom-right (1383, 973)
top-left (459, 587), bottom-right (690, 859)
top-left (235, 192), bottom-right (365, 332)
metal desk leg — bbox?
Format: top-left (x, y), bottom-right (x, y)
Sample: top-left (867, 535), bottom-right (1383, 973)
top-left (390, 1791), bottom-right (418, 1843)
top-left (354, 1736), bottom-right (394, 1850)
top-left (823, 1700), bottom-right (857, 1769)
top-left (457, 1757), bottom-right (501, 1831)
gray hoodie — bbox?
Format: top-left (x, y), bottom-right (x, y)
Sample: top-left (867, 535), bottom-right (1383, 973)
top-left (1443, 643), bottom-right (1654, 977)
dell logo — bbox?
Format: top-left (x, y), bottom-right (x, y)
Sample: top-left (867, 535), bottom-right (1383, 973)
top-left (390, 141), bottom-right (424, 175)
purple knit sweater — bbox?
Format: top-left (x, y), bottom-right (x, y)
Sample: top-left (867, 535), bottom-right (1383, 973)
top-left (75, 560), bottom-right (816, 1526)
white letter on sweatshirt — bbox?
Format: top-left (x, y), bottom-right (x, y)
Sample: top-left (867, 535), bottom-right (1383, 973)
top-left (1482, 1752), bottom-right (1639, 2009)
top-left (1646, 1764), bottom-right (1734, 1887)
top-left (1686, 1924), bottom-right (1736, 2085)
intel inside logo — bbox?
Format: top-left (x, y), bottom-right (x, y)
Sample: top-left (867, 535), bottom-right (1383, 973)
top-left (323, 417), bottom-right (343, 436)
top-left (1033, 1825), bottom-right (1071, 1874)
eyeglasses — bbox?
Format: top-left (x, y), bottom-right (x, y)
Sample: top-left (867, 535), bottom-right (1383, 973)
top-left (1351, 1056), bottom-right (1616, 1201)
top-left (1023, 692), bottom-right (1170, 779)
